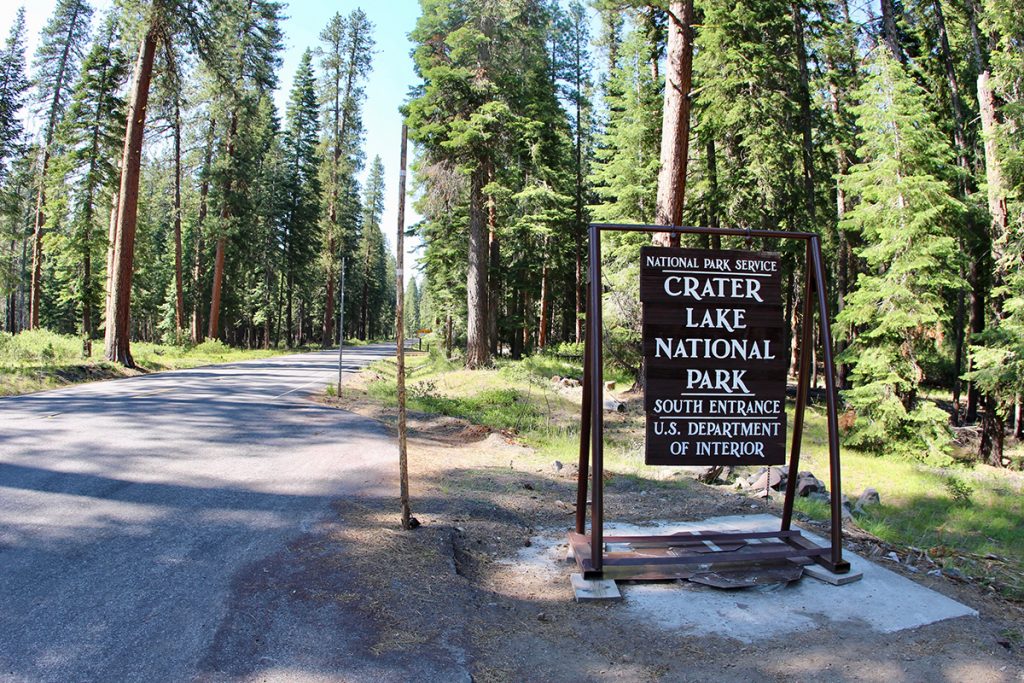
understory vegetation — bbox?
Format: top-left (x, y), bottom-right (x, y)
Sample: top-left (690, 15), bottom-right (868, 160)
top-left (352, 344), bottom-right (1024, 600)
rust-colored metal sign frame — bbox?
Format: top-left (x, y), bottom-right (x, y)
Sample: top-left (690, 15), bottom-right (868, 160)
top-left (569, 223), bottom-right (850, 580)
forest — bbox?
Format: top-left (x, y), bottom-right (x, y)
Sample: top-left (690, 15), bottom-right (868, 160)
top-left (0, 0), bottom-right (1022, 465)
top-left (0, 1), bottom-right (397, 365)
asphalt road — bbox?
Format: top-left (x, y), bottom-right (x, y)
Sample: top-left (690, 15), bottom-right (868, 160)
top-left (0, 344), bottom-right (451, 682)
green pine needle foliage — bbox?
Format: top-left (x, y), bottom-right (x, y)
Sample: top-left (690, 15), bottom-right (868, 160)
top-left (837, 51), bottom-right (967, 464)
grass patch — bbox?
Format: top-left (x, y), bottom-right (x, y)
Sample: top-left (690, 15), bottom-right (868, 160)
top-left (0, 329), bottom-right (290, 396)
top-left (790, 402), bottom-right (1024, 598)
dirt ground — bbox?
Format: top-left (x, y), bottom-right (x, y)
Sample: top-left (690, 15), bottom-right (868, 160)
top-left (305, 388), bottom-right (1024, 683)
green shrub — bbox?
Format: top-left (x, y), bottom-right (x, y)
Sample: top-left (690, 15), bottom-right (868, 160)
top-left (0, 329), bottom-right (83, 366)
top-left (193, 339), bottom-right (230, 356)
top-left (944, 474), bottom-right (974, 506)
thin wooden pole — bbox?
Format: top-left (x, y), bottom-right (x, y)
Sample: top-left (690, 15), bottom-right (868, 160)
top-left (396, 124), bottom-right (412, 530)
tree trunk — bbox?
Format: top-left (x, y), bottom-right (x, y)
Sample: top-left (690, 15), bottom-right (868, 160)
top-left (978, 71), bottom-right (1009, 273)
top-left (653, 0), bottom-right (694, 248)
top-left (706, 139), bottom-right (721, 249)
top-left (208, 113), bottom-right (237, 340)
top-left (360, 229), bottom-right (372, 339)
top-left (173, 101), bottom-right (184, 343)
top-left (104, 26), bottom-right (158, 367)
top-left (444, 313), bottom-right (453, 359)
top-left (880, 0), bottom-right (903, 62)
top-left (573, 37), bottom-right (585, 344)
top-left (285, 271), bottom-right (294, 348)
top-left (465, 165), bottom-right (490, 368)
top-left (29, 159), bottom-right (49, 330)
top-left (487, 161), bottom-right (499, 356)
top-left (323, 238), bottom-right (335, 345)
top-left (538, 250), bottom-right (549, 350)
top-left (191, 116), bottom-right (214, 344)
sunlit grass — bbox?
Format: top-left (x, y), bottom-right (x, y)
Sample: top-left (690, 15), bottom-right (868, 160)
top-left (0, 329), bottom-right (289, 396)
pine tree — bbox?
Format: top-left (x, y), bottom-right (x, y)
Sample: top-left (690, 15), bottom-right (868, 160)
top-left (406, 0), bottom-right (522, 369)
top-left (281, 50), bottom-right (322, 347)
top-left (961, 0), bottom-right (1024, 462)
top-left (589, 12), bottom-right (661, 224)
top-left (836, 51), bottom-right (966, 462)
top-left (0, 8), bottom-right (29, 331)
top-left (553, 0), bottom-right (594, 343)
top-left (105, 0), bottom-right (214, 365)
top-left (357, 155), bottom-right (385, 340)
top-left (28, 0), bottom-right (92, 330)
top-left (43, 16), bottom-right (128, 355)
top-left (204, 0), bottom-right (284, 342)
top-left (0, 8), bottom-right (28, 185)
top-left (405, 277), bottom-right (421, 337)
top-left (316, 10), bottom-right (373, 346)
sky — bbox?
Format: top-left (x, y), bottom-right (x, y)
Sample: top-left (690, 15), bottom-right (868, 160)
top-left (0, 0), bottom-right (424, 271)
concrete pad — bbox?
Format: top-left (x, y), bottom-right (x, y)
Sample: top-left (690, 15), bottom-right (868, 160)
top-left (571, 573), bottom-right (622, 601)
top-left (611, 515), bottom-right (977, 642)
top-left (504, 514), bottom-right (978, 643)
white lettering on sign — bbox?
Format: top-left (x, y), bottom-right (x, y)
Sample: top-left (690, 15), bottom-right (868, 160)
top-left (685, 307), bottom-right (747, 332)
top-left (662, 275), bottom-right (763, 302)
top-left (685, 368), bottom-right (751, 394)
top-left (653, 337), bottom-right (775, 361)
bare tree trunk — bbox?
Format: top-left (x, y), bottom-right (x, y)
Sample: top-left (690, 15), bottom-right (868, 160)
top-left (880, 0), bottom-right (903, 62)
top-left (173, 101), bottom-right (184, 343)
top-left (208, 113), bottom-right (237, 340)
top-left (444, 313), bottom-right (453, 359)
top-left (465, 165), bottom-right (490, 369)
top-left (978, 71), bottom-right (1009, 267)
top-left (538, 248), bottom-right (549, 351)
top-left (191, 116), bottom-right (214, 344)
top-left (653, 0), bottom-right (694, 248)
top-left (105, 26), bottom-right (158, 367)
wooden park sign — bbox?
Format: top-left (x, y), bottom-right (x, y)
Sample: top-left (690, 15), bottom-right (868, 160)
top-left (640, 247), bottom-right (787, 466)
top-left (569, 224), bottom-right (851, 583)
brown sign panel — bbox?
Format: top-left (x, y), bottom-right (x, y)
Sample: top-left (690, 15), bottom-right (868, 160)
top-left (641, 246), bottom-right (787, 466)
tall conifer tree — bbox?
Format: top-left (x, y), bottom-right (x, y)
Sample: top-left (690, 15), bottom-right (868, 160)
top-left (28, 0), bottom-right (92, 330)
top-left (837, 51), bottom-right (965, 462)
top-left (43, 16), bottom-right (128, 354)
top-left (281, 50), bottom-right (322, 347)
